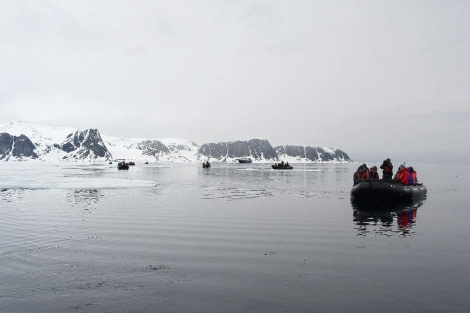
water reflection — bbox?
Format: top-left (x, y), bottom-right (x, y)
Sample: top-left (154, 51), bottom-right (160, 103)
top-left (197, 163), bottom-right (351, 200)
top-left (0, 188), bottom-right (26, 204)
top-left (66, 189), bottom-right (103, 216)
top-left (352, 199), bottom-right (424, 237)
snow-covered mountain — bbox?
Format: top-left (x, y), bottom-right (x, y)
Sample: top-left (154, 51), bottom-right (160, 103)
top-left (0, 121), bottom-right (352, 163)
top-left (102, 135), bottom-right (200, 163)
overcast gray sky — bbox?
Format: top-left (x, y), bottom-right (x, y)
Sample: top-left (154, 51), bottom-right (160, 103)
top-left (1, 0), bottom-right (469, 162)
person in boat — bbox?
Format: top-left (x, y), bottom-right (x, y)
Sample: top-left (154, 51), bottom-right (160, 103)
top-left (369, 166), bottom-right (379, 179)
top-left (394, 164), bottom-right (409, 185)
top-left (362, 164), bottom-right (370, 179)
top-left (408, 166), bottom-right (417, 185)
top-left (353, 165), bottom-right (368, 185)
top-left (380, 158), bottom-right (393, 179)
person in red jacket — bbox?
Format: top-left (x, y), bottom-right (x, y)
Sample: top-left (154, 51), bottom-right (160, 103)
top-left (394, 164), bottom-right (410, 185)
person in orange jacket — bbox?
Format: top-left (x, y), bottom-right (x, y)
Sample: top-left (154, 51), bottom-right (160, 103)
top-left (362, 164), bottom-right (370, 179)
top-left (353, 165), bottom-right (368, 184)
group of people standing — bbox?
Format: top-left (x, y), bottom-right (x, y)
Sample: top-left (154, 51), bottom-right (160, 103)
top-left (353, 158), bottom-right (418, 185)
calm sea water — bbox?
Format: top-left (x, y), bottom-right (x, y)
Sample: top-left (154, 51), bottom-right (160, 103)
top-left (1, 162), bottom-right (469, 313)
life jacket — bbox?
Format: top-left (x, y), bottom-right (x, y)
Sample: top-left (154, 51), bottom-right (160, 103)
top-left (363, 168), bottom-right (370, 179)
top-left (399, 168), bottom-right (409, 185)
top-left (370, 171), bottom-right (379, 179)
top-left (394, 169), bottom-right (402, 181)
top-left (355, 171), bottom-right (365, 180)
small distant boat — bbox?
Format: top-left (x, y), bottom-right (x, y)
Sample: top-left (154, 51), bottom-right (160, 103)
top-left (118, 161), bottom-right (129, 170)
top-left (128, 161), bottom-right (135, 166)
top-left (238, 158), bottom-right (252, 164)
top-left (272, 162), bottom-right (293, 170)
top-left (202, 161), bottom-right (211, 168)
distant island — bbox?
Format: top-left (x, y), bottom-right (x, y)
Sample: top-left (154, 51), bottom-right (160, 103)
top-left (0, 121), bottom-right (352, 163)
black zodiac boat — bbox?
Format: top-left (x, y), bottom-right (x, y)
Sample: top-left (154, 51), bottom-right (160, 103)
top-left (351, 179), bottom-right (427, 203)
top-left (272, 162), bottom-right (293, 170)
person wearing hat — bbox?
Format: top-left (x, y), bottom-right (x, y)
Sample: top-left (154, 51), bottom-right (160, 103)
top-left (369, 166), bottom-right (379, 179)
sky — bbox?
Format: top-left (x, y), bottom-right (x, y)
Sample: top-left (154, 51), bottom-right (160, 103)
top-left (1, 0), bottom-right (469, 162)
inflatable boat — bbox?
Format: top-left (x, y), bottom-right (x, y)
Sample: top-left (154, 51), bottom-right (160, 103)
top-left (351, 179), bottom-right (427, 202)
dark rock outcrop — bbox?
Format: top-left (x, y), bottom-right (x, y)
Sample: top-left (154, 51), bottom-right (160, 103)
top-left (246, 139), bottom-right (278, 160)
top-left (60, 129), bottom-right (112, 160)
top-left (275, 145), bottom-right (351, 162)
top-left (199, 139), bottom-right (278, 161)
top-left (198, 139), bottom-right (351, 162)
top-left (136, 140), bottom-right (170, 158)
top-left (0, 133), bottom-right (38, 160)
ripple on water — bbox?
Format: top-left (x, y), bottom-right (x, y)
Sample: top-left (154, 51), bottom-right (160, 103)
top-left (1, 163), bottom-right (469, 313)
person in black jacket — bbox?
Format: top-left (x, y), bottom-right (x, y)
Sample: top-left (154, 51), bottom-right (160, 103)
top-left (369, 166), bottom-right (379, 179)
top-left (380, 158), bottom-right (393, 179)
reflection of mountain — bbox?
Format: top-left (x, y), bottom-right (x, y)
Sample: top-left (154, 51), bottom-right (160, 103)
top-left (352, 199), bottom-right (424, 237)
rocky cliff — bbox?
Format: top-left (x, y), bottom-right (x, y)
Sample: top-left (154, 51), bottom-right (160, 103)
top-left (59, 129), bottom-right (112, 160)
top-left (198, 139), bottom-right (278, 162)
top-left (275, 145), bottom-right (351, 162)
top-left (0, 133), bottom-right (38, 160)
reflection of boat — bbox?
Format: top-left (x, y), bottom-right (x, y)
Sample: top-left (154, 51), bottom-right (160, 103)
top-left (238, 158), bottom-right (252, 163)
top-left (118, 161), bottom-right (129, 170)
top-left (272, 162), bottom-right (293, 170)
top-left (352, 198), bottom-right (423, 236)
top-left (351, 179), bottom-right (426, 202)
top-left (351, 197), bottom-right (423, 211)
